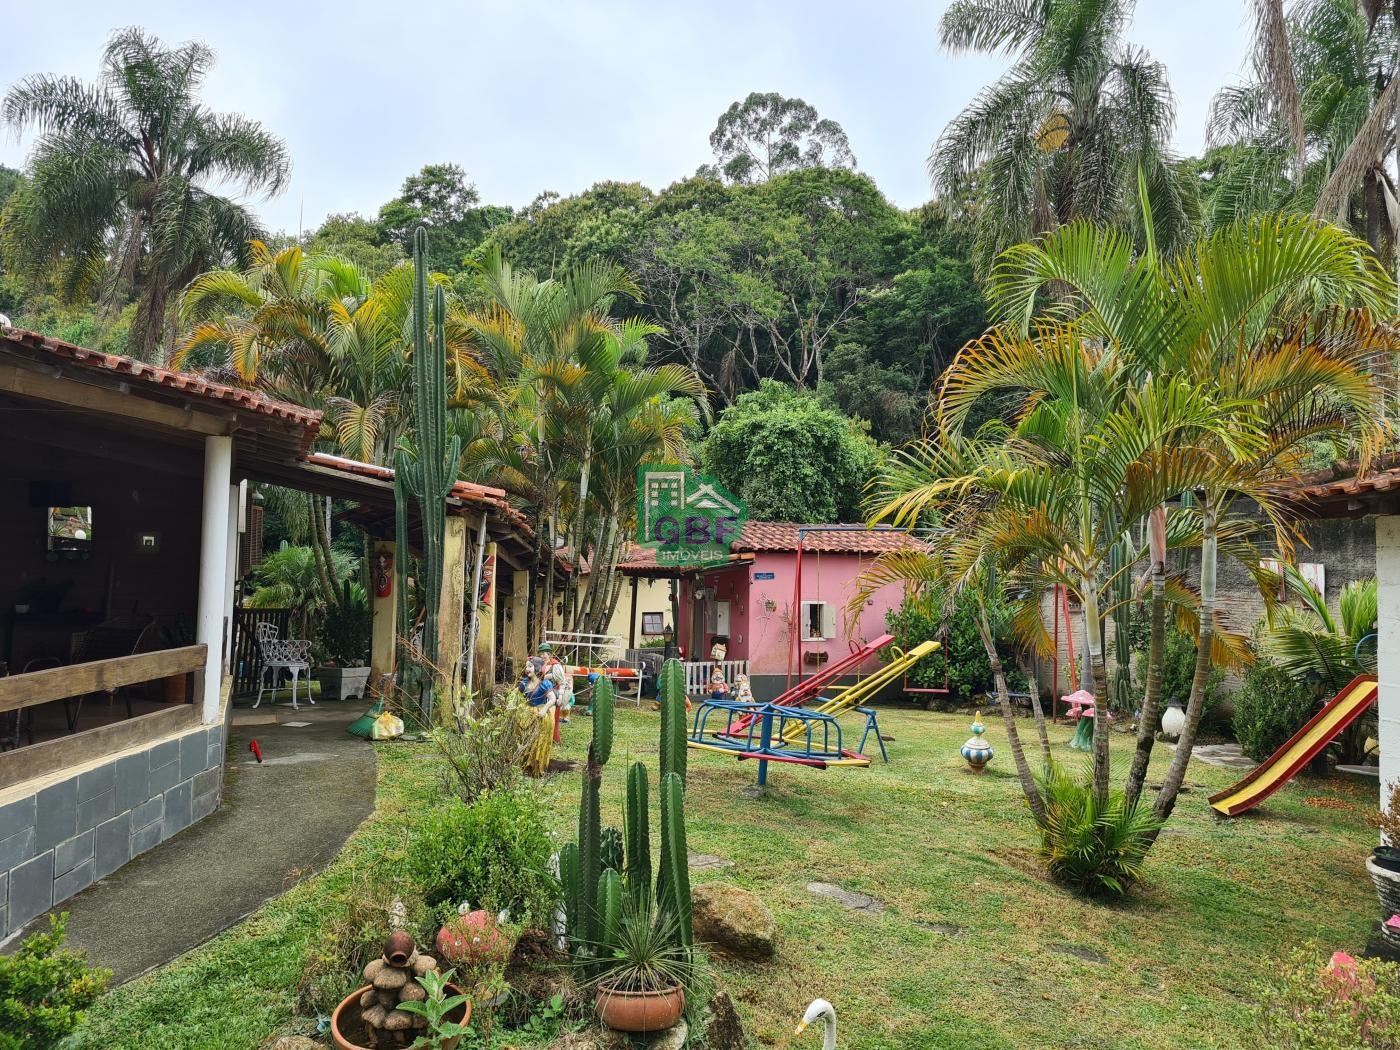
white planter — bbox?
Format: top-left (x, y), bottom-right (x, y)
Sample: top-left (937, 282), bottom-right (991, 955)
top-left (314, 665), bottom-right (371, 701)
top-left (1161, 703), bottom-right (1186, 740)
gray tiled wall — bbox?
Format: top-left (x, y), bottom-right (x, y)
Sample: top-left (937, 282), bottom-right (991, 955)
top-left (0, 723), bottom-right (225, 940)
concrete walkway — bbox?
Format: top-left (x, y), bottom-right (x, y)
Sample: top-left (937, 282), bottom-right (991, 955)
top-left (8, 701), bottom-right (375, 982)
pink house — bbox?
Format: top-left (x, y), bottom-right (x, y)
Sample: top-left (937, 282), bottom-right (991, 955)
top-left (619, 523), bottom-right (923, 700)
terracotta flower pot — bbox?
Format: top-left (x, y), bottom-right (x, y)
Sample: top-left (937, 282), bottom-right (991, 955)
top-left (595, 984), bottom-right (685, 1033)
top-left (331, 983), bottom-right (471, 1050)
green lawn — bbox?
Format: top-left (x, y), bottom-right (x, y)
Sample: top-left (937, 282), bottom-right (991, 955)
top-left (70, 704), bottom-right (1380, 1049)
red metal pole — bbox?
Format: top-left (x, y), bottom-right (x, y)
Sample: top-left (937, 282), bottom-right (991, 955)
top-left (788, 540), bottom-right (804, 692)
top-left (1052, 583), bottom-right (1060, 723)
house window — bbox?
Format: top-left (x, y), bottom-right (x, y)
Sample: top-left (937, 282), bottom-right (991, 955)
top-left (800, 601), bottom-right (836, 641)
top-left (641, 612), bottom-right (666, 636)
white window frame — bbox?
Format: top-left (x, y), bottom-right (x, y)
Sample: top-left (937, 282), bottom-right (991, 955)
top-left (800, 600), bottom-right (836, 641)
top-left (641, 611), bottom-right (666, 636)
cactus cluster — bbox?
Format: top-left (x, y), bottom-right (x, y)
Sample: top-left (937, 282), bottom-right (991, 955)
top-left (562, 659), bottom-right (693, 956)
top-left (394, 226), bottom-right (461, 716)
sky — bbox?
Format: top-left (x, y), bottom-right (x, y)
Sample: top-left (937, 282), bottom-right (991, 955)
top-left (0, 1), bottom-right (1254, 235)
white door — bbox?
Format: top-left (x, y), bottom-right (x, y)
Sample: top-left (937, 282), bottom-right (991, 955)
top-left (714, 600), bottom-right (731, 636)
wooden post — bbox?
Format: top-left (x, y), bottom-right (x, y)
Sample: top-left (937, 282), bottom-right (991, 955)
top-left (439, 514), bottom-right (468, 690)
top-left (629, 577), bottom-right (639, 649)
top-left (369, 540), bottom-right (398, 690)
top-left (473, 543), bottom-right (498, 697)
top-left (505, 569), bottom-right (529, 673)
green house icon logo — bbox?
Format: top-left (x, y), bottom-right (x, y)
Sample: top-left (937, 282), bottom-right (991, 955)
top-left (637, 465), bottom-right (746, 566)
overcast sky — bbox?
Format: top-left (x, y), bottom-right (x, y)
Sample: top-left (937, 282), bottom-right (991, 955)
top-left (1, 1), bottom-right (1253, 235)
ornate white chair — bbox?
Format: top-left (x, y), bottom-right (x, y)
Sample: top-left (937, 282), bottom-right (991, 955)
top-left (253, 622), bottom-right (314, 710)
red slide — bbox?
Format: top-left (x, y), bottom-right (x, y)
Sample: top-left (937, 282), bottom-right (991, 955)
top-left (722, 634), bottom-right (895, 737)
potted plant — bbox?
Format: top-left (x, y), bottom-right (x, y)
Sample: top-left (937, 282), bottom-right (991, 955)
top-left (331, 933), bottom-right (471, 1050)
top-left (589, 900), bottom-right (693, 1034)
top-left (316, 581), bottom-right (373, 701)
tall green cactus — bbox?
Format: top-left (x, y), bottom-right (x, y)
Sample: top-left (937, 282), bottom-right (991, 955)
top-left (592, 676), bottom-right (615, 764)
top-left (395, 226), bottom-right (461, 716)
top-left (624, 761), bottom-right (651, 908)
top-left (596, 868), bottom-right (623, 953)
top-left (559, 842), bottom-right (580, 945)
top-left (657, 771), bottom-right (693, 948)
top-left (574, 673), bottom-right (615, 948)
top-left (601, 825), bottom-right (624, 874)
top-left (658, 658), bottom-right (687, 785)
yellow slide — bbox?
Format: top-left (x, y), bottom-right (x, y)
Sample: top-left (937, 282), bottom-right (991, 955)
top-left (779, 640), bottom-right (941, 744)
top-left (1208, 674), bottom-right (1377, 817)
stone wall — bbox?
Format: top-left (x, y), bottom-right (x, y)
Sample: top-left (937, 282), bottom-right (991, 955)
top-left (1034, 516), bottom-right (1377, 698)
top-left (0, 721), bottom-right (225, 940)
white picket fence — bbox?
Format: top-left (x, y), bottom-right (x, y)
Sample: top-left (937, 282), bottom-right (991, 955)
top-left (684, 660), bottom-right (750, 695)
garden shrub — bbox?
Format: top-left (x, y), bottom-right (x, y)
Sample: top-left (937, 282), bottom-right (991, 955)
top-left (1254, 946), bottom-right (1400, 1048)
top-left (0, 914), bottom-right (109, 1050)
top-left (886, 592), bottom-right (1025, 707)
top-left (1036, 761), bottom-right (1161, 898)
top-left (1132, 622), bottom-right (1227, 732)
top-left (409, 788), bottom-right (559, 927)
top-left (431, 691), bottom-right (539, 804)
top-left (1233, 661), bottom-right (1322, 762)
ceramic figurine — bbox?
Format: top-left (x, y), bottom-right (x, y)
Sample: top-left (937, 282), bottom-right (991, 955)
top-left (708, 666), bottom-right (730, 702)
top-left (961, 711), bottom-right (994, 773)
top-left (733, 673), bottom-right (754, 704)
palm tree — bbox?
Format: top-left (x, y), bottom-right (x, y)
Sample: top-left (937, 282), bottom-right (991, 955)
top-left (1264, 563), bottom-right (1378, 762)
top-left (1, 28), bottom-right (289, 360)
top-left (1208, 0), bottom-right (1399, 257)
top-left (866, 323), bottom-right (1255, 805)
top-left (986, 212), bottom-right (1395, 818)
top-left (931, 0), bottom-right (1190, 270)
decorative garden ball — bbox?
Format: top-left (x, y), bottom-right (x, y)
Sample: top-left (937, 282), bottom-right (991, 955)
top-left (961, 712), bottom-right (994, 773)
top-left (436, 905), bottom-right (514, 969)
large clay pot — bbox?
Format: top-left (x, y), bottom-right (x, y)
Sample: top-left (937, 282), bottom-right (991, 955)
top-left (1367, 857), bottom-right (1400, 954)
top-left (331, 983), bottom-right (471, 1050)
top-left (595, 984), bottom-right (685, 1033)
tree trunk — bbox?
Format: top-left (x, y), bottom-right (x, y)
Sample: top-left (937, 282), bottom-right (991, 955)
top-left (1153, 507), bottom-right (1218, 825)
top-left (976, 604), bottom-right (1047, 826)
top-left (1081, 578), bottom-right (1111, 805)
top-left (1126, 506), bottom-right (1167, 807)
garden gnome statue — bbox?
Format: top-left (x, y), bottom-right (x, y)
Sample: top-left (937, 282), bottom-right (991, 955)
top-left (961, 711), bottom-right (994, 773)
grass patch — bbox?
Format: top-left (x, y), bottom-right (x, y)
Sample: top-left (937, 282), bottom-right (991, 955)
top-left (69, 706), bottom-right (1379, 1049)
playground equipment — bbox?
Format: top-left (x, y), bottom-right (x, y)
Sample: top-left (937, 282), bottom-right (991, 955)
top-left (543, 629), bottom-right (643, 705)
top-left (722, 633), bottom-right (895, 737)
top-left (689, 640), bottom-right (939, 784)
top-left (687, 697), bottom-right (883, 786)
top-left (1209, 674), bottom-right (1378, 816)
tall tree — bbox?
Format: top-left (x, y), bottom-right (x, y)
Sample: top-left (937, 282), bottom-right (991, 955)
top-left (706, 92), bottom-right (856, 183)
top-left (378, 163), bottom-right (510, 274)
top-left (931, 0), bottom-right (1190, 270)
top-left (0, 28), bottom-right (289, 360)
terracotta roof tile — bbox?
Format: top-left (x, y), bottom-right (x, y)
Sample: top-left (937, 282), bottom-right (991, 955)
top-left (2, 326), bottom-right (322, 446)
top-left (617, 523), bottom-right (922, 572)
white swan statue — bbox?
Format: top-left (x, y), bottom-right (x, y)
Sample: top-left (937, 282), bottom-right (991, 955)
top-left (796, 998), bottom-right (837, 1049)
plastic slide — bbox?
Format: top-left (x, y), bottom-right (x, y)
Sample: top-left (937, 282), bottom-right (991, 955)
top-left (1208, 674), bottom-right (1377, 817)
top-left (720, 633), bottom-right (896, 737)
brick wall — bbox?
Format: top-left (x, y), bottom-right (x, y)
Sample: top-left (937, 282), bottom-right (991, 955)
top-left (0, 722), bottom-right (225, 940)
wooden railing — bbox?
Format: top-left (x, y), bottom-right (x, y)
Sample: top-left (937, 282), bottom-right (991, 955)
top-left (0, 645), bottom-right (207, 790)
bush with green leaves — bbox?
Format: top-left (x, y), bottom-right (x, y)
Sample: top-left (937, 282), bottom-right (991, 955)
top-left (317, 580), bottom-right (371, 666)
top-left (1036, 762), bottom-right (1161, 898)
top-left (1132, 621), bottom-right (1226, 731)
top-left (1233, 661), bottom-right (1322, 763)
top-left (408, 789), bottom-right (559, 927)
top-left (1254, 945), bottom-right (1400, 1049)
top-left (886, 592), bottom-right (1025, 707)
top-left (430, 691), bottom-right (539, 804)
top-left (0, 914), bottom-right (109, 1050)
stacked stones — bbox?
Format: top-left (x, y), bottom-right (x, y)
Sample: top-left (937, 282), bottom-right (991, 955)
top-left (359, 932), bottom-right (439, 1046)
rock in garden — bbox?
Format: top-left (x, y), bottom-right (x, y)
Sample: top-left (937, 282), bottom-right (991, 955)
top-left (412, 953), bottom-right (439, 976)
top-left (373, 965), bottom-right (410, 991)
top-left (646, 1020), bottom-right (688, 1050)
top-left (807, 881), bottom-right (885, 914)
top-left (700, 991), bottom-right (747, 1050)
top-left (270, 1039), bottom-right (320, 1050)
top-left (691, 882), bottom-right (777, 959)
